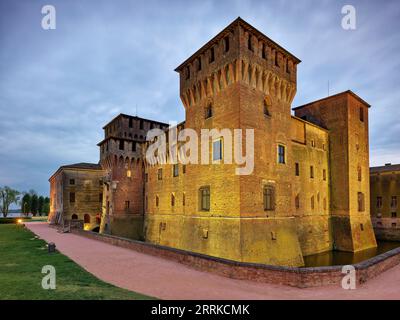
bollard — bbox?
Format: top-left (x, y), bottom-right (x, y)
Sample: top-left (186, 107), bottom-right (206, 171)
top-left (48, 242), bottom-right (56, 253)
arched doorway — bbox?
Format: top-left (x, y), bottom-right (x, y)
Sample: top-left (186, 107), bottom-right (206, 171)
top-left (84, 214), bottom-right (90, 224)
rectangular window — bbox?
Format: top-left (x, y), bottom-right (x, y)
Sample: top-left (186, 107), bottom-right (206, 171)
top-left (157, 168), bottom-right (163, 180)
top-left (183, 165), bottom-right (186, 174)
top-left (391, 196), bottom-right (397, 208)
top-left (311, 196), bottom-right (315, 210)
top-left (224, 36), bottom-right (229, 52)
top-left (275, 51), bottom-right (279, 67)
top-left (145, 173), bottom-right (148, 183)
top-left (261, 43), bottom-right (266, 59)
top-left (323, 169), bottom-right (326, 181)
top-left (70, 192), bottom-right (75, 203)
top-left (70, 179), bottom-right (75, 185)
top-left (99, 193), bottom-right (102, 203)
top-left (358, 192), bottom-right (365, 212)
top-left (377, 196), bottom-right (382, 208)
top-left (119, 140), bottom-right (124, 150)
top-left (171, 194), bottom-right (175, 206)
top-left (295, 163), bottom-right (300, 176)
top-left (392, 212), bottom-right (397, 218)
top-left (295, 195), bottom-right (300, 209)
top-left (129, 118), bottom-right (133, 128)
top-left (209, 47), bottom-right (215, 63)
top-left (140, 120), bottom-right (144, 130)
top-left (278, 145), bottom-right (285, 164)
top-left (199, 186), bottom-right (210, 211)
top-left (173, 164), bottom-right (179, 177)
top-left (156, 195), bottom-right (159, 207)
top-left (263, 185), bottom-right (275, 211)
top-left (183, 193), bottom-right (186, 206)
top-left (310, 166), bottom-right (314, 179)
top-left (132, 142), bottom-right (136, 152)
top-left (359, 106), bottom-right (364, 122)
top-left (197, 57), bottom-right (202, 71)
top-left (125, 201), bottom-right (130, 209)
top-left (213, 139), bottom-right (223, 161)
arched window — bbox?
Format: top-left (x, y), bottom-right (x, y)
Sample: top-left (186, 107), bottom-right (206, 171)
top-left (84, 214), bottom-right (90, 224)
top-left (71, 214), bottom-right (78, 220)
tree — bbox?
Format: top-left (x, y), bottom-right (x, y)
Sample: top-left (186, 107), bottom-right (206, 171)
top-left (38, 196), bottom-right (44, 216)
top-left (0, 186), bottom-right (21, 217)
top-left (43, 197), bottom-right (50, 216)
top-left (31, 194), bottom-right (38, 216)
top-left (21, 193), bottom-right (31, 216)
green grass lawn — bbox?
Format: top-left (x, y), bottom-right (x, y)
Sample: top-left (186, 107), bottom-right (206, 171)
top-left (0, 224), bottom-right (154, 300)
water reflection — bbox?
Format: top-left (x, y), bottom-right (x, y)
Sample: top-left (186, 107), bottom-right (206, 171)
top-left (303, 241), bottom-right (400, 267)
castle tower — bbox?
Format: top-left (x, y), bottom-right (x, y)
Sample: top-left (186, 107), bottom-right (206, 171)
top-left (171, 17), bottom-right (304, 266)
top-left (293, 91), bottom-right (377, 252)
top-left (98, 114), bottom-right (168, 239)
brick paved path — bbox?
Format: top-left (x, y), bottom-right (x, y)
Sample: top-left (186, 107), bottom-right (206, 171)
top-left (25, 223), bottom-right (400, 299)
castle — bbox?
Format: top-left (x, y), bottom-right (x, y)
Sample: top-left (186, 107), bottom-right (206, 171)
top-left (49, 18), bottom-right (378, 267)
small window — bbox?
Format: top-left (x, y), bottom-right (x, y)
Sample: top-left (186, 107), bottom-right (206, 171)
top-left (247, 34), bottom-right (252, 51)
top-left (157, 168), bottom-right (163, 180)
top-left (323, 169), bottom-right (326, 181)
top-left (84, 214), bottom-right (90, 224)
top-left (145, 173), bottom-right (148, 183)
top-left (263, 185), bottom-right (275, 211)
top-left (286, 60), bottom-right (290, 74)
top-left (183, 193), bottom-right (186, 206)
top-left (377, 196), bottom-right (382, 208)
top-left (391, 196), bottom-right (397, 208)
top-left (278, 145), bottom-right (285, 164)
top-left (171, 194), bottom-right (175, 207)
top-left (311, 139), bottom-right (315, 147)
top-left (311, 196), bottom-right (315, 210)
top-left (295, 194), bottom-right (300, 209)
top-left (125, 201), bottom-right (130, 209)
top-left (310, 166), bottom-right (314, 179)
top-left (392, 223), bottom-right (397, 228)
top-left (129, 118), bottom-right (133, 128)
top-left (99, 193), bottom-right (103, 203)
top-left (213, 139), bottom-right (223, 161)
top-left (119, 140), bottom-right (124, 150)
top-left (185, 66), bottom-right (190, 79)
top-left (357, 166), bottom-right (362, 181)
top-left (209, 47), bottom-right (215, 63)
top-left (156, 195), bottom-right (159, 207)
top-left (183, 165), bottom-right (186, 174)
top-left (69, 179), bottom-right (75, 185)
top-left (132, 142), bottom-right (136, 152)
top-left (140, 120), bottom-right (144, 130)
top-left (71, 214), bottom-right (78, 220)
top-left (264, 99), bottom-right (271, 116)
top-left (275, 51), bottom-right (279, 67)
top-left (359, 106), bottom-right (364, 122)
top-left (360, 223), bottom-right (364, 231)
top-left (358, 192), bottom-right (365, 212)
top-left (323, 198), bottom-right (327, 210)
top-left (173, 164), bottom-right (179, 177)
top-left (295, 163), bottom-right (300, 176)
top-left (199, 186), bottom-right (210, 211)
top-left (392, 212), bottom-right (397, 218)
top-left (205, 104), bottom-right (213, 119)
top-left (70, 192), bottom-right (75, 203)
top-left (99, 180), bottom-right (103, 186)
top-left (197, 57), bottom-right (202, 71)
top-left (224, 36), bottom-right (230, 53)
top-left (261, 43), bottom-right (266, 59)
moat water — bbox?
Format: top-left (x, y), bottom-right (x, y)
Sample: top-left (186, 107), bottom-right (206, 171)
top-left (303, 241), bottom-right (400, 267)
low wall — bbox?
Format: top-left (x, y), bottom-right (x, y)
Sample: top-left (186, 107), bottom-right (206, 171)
top-left (71, 229), bottom-right (400, 288)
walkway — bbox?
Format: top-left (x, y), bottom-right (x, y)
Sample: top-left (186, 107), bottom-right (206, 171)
top-left (26, 223), bottom-right (400, 299)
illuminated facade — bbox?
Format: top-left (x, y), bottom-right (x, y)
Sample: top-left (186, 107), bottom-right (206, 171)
top-left (49, 18), bottom-right (377, 266)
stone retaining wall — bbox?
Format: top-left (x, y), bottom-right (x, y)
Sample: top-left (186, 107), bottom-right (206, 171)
top-left (72, 229), bottom-right (400, 288)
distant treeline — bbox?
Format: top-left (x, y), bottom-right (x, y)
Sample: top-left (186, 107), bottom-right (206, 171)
top-left (0, 186), bottom-right (49, 217)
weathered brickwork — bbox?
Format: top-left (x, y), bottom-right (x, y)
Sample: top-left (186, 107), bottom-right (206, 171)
top-left (48, 163), bottom-right (104, 231)
top-left (294, 91), bottom-right (377, 252)
top-left (50, 17), bottom-right (379, 267)
top-left (98, 114), bottom-right (168, 239)
top-left (370, 164), bottom-right (400, 240)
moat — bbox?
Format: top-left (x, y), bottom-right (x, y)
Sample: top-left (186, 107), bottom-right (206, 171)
top-left (303, 241), bottom-right (400, 267)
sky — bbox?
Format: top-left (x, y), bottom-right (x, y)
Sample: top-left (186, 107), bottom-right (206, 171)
top-left (0, 0), bottom-right (399, 198)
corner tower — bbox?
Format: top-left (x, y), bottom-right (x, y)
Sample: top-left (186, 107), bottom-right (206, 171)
top-left (174, 17), bottom-right (304, 266)
top-left (294, 91), bottom-right (377, 252)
